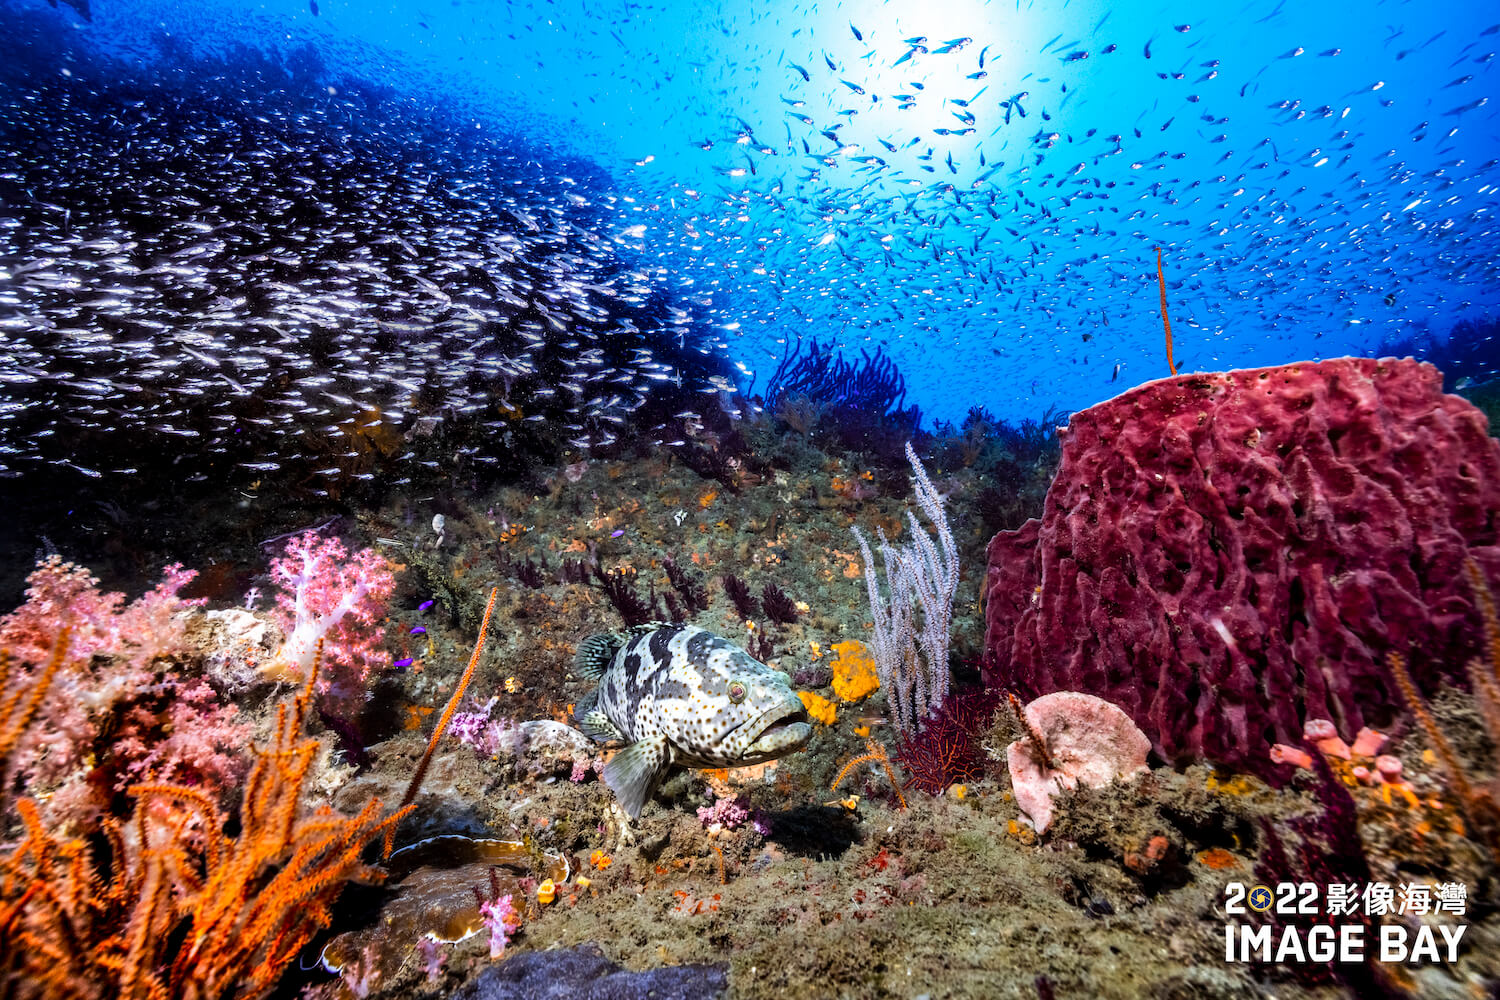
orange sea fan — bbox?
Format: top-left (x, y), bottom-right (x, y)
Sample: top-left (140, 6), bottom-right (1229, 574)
top-left (0, 648), bottom-right (411, 1000)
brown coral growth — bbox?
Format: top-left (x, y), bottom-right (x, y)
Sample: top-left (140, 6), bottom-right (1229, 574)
top-left (0, 646), bottom-right (411, 1000)
top-left (1388, 558), bottom-right (1500, 864)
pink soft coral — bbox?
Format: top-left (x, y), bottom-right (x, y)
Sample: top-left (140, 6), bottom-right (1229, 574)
top-left (696, 795), bottom-right (750, 831)
top-left (266, 532), bottom-right (398, 706)
top-left (448, 697), bottom-right (521, 759)
top-left (478, 893), bottom-right (520, 959)
top-left (1, 555), bottom-right (200, 674)
top-left (0, 557), bottom-right (250, 833)
top-left (112, 677), bottom-right (247, 792)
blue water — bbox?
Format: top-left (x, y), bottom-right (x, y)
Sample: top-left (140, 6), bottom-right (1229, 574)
top-left (21, 0), bottom-right (1500, 426)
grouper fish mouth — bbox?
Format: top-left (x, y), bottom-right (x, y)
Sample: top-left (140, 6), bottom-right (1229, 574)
top-left (573, 622), bottom-right (813, 818)
top-left (736, 704), bottom-right (812, 759)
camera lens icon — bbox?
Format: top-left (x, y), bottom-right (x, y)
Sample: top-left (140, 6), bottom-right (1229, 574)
top-left (1247, 885), bottom-right (1274, 913)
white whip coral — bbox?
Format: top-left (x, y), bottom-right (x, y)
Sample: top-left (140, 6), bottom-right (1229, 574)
top-left (851, 441), bottom-right (959, 736)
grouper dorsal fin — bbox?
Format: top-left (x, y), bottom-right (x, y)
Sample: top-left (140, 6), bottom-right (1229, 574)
top-left (623, 620), bottom-right (680, 636)
top-left (603, 734), bottom-right (671, 819)
top-left (573, 632), bottom-right (624, 681)
top-left (574, 622), bottom-right (683, 681)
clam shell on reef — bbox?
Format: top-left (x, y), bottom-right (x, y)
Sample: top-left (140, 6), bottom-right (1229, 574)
top-left (318, 835), bottom-right (570, 977)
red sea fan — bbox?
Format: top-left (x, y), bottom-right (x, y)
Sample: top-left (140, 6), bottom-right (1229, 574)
top-left (760, 582), bottom-right (800, 625)
top-left (895, 687), bottom-right (1000, 795)
top-left (720, 574), bottom-right (759, 619)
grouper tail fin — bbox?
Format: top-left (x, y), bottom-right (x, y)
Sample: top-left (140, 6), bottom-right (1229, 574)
top-left (574, 632), bottom-right (623, 681)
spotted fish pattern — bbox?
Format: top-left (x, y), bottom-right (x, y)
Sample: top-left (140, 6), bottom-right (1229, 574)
top-left (573, 623), bottom-right (811, 819)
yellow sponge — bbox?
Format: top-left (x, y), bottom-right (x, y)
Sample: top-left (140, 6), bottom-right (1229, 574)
top-left (798, 690), bottom-right (838, 726)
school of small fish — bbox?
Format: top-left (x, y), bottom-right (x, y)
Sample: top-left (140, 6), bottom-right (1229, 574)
top-left (461, 1), bottom-right (1493, 421)
top-left (617, 4), bottom-right (1499, 420)
top-left (0, 9), bottom-right (732, 485)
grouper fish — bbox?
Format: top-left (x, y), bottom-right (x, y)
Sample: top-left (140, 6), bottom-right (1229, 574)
top-left (573, 623), bottom-right (813, 818)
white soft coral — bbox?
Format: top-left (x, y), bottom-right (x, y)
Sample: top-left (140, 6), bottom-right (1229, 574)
top-left (266, 532), bottom-right (397, 707)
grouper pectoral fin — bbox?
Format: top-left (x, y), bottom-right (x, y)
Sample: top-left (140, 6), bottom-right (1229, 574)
top-left (580, 708), bottom-right (625, 742)
top-left (604, 734), bottom-right (671, 819)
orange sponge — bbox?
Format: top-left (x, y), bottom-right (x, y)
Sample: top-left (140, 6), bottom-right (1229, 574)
top-left (830, 639), bottom-right (880, 703)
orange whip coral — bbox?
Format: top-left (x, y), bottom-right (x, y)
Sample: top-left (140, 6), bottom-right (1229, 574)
top-left (386, 586), bottom-right (499, 856)
top-left (1155, 247), bottom-right (1178, 376)
top-left (1, 641), bottom-right (413, 1000)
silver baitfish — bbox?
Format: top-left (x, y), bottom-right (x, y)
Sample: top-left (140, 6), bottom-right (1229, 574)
top-left (573, 623), bottom-right (812, 819)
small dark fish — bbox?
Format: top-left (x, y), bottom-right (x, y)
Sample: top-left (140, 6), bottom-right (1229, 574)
top-left (979, 44), bottom-right (991, 67)
top-left (824, 52), bottom-right (838, 72)
top-left (850, 22), bottom-right (863, 41)
top-left (309, 0), bottom-right (318, 15)
top-left (1443, 96), bottom-right (1488, 116)
top-left (789, 63), bottom-right (810, 81)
